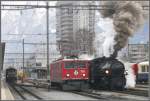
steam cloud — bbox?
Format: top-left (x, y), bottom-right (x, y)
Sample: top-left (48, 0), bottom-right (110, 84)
top-left (124, 62), bottom-right (136, 88)
top-left (100, 1), bottom-right (146, 58)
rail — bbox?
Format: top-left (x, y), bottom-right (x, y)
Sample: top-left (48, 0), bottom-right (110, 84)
top-left (9, 84), bottom-right (43, 100)
top-left (19, 86), bottom-right (43, 99)
top-left (9, 84), bottom-right (26, 100)
top-left (71, 91), bottom-right (107, 100)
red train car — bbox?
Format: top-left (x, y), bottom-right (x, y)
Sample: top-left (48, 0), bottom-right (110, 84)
top-left (132, 62), bottom-right (149, 83)
top-left (132, 63), bottom-right (138, 76)
top-left (50, 59), bottom-right (89, 90)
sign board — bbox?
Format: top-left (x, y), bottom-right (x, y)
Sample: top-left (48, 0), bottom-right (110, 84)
top-left (63, 50), bottom-right (79, 56)
top-left (0, 43), bottom-right (5, 70)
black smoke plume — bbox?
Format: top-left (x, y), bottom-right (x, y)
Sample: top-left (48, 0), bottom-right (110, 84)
top-left (100, 1), bottom-right (147, 58)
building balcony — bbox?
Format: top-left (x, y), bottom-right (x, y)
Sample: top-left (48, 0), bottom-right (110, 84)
top-left (61, 22), bottom-right (73, 27)
top-left (61, 27), bottom-right (73, 31)
top-left (61, 32), bottom-right (73, 35)
top-left (60, 14), bottom-right (73, 18)
top-left (61, 18), bottom-right (73, 22)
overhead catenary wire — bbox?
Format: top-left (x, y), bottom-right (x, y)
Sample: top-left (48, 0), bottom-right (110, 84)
top-left (2, 2), bottom-right (149, 71)
top-left (1, 4), bottom-right (149, 11)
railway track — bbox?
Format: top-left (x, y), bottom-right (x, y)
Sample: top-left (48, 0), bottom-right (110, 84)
top-left (70, 88), bottom-right (148, 100)
top-left (136, 84), bottom-right (148, 88)
top-left (71, 91), bottom-right (108, 100)
top-left (93, 88), bottom-right (148, 97)
top-left (9, 82), bottom-right (148, 100)
top-left (117, 89), bottom-right (148, 97)
top-left (9, 84), bottom-right (43, 100)
top-left (70, 87), bottom-right (148, 99)
top-left (50, 84), bottom-right (148, 99)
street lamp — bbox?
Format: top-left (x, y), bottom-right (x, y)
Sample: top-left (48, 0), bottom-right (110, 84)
top-left (22, 39), bottom-right (25, 83)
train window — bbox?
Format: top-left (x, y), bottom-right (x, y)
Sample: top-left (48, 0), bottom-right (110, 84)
top-left (74, 62), bottom-right (86, 68)
top-left (65, 62), bottom-right (74, 68)
top-left (65, 61), bottom-right (86, 68)
top-left (146, 65), bottom-right (149, 72)
top-left (141, 65), bottom-right (146, 72)
top-left (77, 62), bottom-right (86, 68)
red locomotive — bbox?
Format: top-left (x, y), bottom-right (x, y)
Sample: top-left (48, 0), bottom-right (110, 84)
top-left (50, 58), bottom-right (89, 90)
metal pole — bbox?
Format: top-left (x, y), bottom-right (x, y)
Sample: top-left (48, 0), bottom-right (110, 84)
top-left (22, 39), bottom-right (24, 83)
top-left (46, 2), bottom-right (51, 89)
top-left (149, 21), bottom-right (150, 100)
top-left (0, 1), bottom-right (2, 99)
top-left (0, 1), bottom-right (2, 43)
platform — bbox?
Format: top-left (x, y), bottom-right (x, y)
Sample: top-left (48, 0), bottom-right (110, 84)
top-left (1, 80), bottom-right (14, 100)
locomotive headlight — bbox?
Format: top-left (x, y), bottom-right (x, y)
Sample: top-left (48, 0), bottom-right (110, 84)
top-left (66, 74), bottom-right (70, 77)
top-left (82, 74), bottom-right (86, 77)
top-left (105, 70), bottom-right (109, 74)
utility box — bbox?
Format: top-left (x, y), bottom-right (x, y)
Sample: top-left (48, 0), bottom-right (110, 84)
top-left (0, 43), bottom-right (5, 70)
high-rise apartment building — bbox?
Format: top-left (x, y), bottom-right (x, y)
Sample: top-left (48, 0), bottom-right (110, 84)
top-left (56, 1), bottom-right (95, 57)
top-left (128, 43), bottom-right (149, 63)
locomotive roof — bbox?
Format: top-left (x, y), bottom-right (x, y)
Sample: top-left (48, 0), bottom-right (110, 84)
top-left (63, 58), bottom-right (90, 61)
top-left (52, 58), bottom-right (90, 63)
top-left (6, 67), bottom-right (17, 71)
top-left (91, 57), bottom-right (118, 62)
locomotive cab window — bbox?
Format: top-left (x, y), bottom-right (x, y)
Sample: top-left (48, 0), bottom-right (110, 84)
top-left (65, 61), bottom-right (86, 68)
top-left (65, 62), bottom-right (74, 68)
top-left (74, 62), bottom-right (86, 68)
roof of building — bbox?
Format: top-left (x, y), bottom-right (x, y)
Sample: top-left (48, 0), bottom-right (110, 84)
top-left (139, 61), bottom-right (149, 65)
